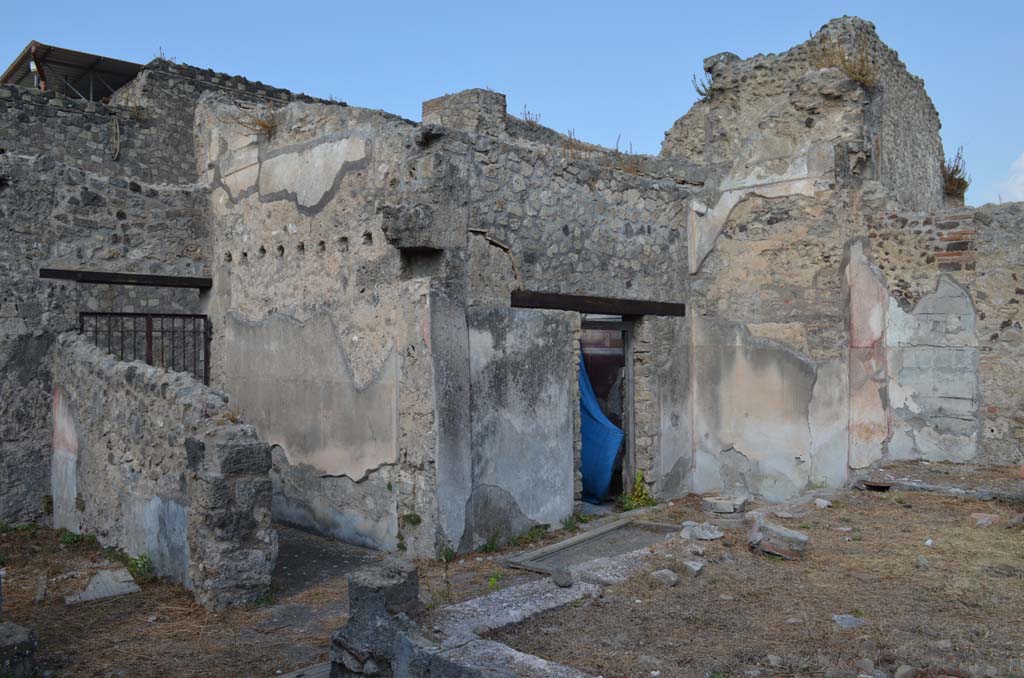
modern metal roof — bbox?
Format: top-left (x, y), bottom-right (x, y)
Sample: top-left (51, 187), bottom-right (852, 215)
top-left (1, 41), bottom-right (142, 101)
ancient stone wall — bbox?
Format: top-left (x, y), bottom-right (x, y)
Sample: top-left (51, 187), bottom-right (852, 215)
top-left (966, 204), bottom-right (1024, 464)
top-left (0, 57), bottom-right (318, 525)
top-left (421, 90), bottom-right (695, 541)
top-left (0, 149), bottom-right (206, 525)
top-left (663, 17), bottom-right (944, 281)
top-left (195, 94), bottom-right (442, 555)
top-left (51, 333), bottom-right (276, 609)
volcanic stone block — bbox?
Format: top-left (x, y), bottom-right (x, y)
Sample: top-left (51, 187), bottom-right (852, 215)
top-left (701, 495), bottom-right (749, 514)
top-left (748, 517), bottom-right (809, 559)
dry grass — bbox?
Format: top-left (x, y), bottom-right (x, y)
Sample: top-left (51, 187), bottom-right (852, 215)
top-left (942, 146), bottom-right (971, 201)
top-left (595, 134), bottom-right (646, 176)
top-left (812, 32), bottom-right (877, 88)
top-left (0, 526), bottom-right (342, 677)
top-left (231, 108), bottom-right (278, 139)
top-left (520, 105), bottom-right (541, 127)
top-left (494, 490), bottom-right (1024, 677)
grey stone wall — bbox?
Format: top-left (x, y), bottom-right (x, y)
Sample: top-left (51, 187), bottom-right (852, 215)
top-left (0, 149), bottom-right (205, 525)
top-left (0, 56), bottom-right (321, 525)
top-left (974, 203), bottom-right (1024, 464)
top-left (51, 333), bottom-right (276, 609)
top-left (662, 17), bottom-right (943, 219)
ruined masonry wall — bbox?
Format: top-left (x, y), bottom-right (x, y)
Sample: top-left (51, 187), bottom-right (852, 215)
top-left (967, 204), bottom-right (1024, 464)
top-left (51, 333), bottom-right (276, 610)
top-left (662, 17), bottom-right (943, 213)
top-left (0, 57), bottom-right (321, 525)
top-left (0, 150), bottom-right (206, 525)
top-left (196, 95), bottom-right (440, 556)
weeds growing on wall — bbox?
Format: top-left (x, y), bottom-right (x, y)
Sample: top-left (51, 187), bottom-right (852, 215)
top-left (609, 135), bottom-right (645, 175)
top-left (508, 524), bottom-right (549, 548)
top-left (231, 108), bottom-right (279, 140)
top-left (480, 531), bottom-right (501, 553)
top-left (812, 32), bottom-right (877, 88)
top-left (942, 146), bottom-right (971, 200)
top-left (520, 105), bottom-right (541, 127)
top-left (617, 472), bottom-right (657, 511)
top-left (691, 72), bottom-right (714, 102)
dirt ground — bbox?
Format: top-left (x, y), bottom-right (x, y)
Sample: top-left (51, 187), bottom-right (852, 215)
top-left (3, 464), bottom-right (1021, 677)
top-left (492, 488), bottom-right (1024, 678)
top-left (0, 524), bottom-right (374, 677)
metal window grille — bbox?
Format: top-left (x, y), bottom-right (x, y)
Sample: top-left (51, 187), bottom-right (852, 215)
top-left (78, 312), bottom-right (211, 385)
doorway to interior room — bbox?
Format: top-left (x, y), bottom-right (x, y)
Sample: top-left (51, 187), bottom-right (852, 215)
top-left (579, 314), bottom-right (634, 510)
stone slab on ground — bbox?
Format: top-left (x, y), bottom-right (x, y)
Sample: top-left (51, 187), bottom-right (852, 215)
top-left (748, 517), bottom-right (809, 559)
top-left (0, 622), bottom-right (37, 678)
top-left (64, 568), bottom-right (140, 605)
top-left (704, 511), bottom-right (747, 528)
top-left (832, 614), bottom-right (867, 630)
top-left (701, 496), bottom-right (749, 514)
top-left (649, 569), bottom-right (680, 587)
top-left (680, 522), bottom-right (724, 541)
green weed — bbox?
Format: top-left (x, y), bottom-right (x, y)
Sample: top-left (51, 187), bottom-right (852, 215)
top-left (617, 472), bottom-right (657, 511)
top-left (487, 570), bottom-right (502, 591)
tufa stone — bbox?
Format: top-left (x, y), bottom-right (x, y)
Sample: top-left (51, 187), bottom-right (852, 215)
top-left (748, 516), bottom-right (809, 559)
top-left (649, 569), bottom-right (680, 587)
top-left (550, 567), bottom-right (573, 588)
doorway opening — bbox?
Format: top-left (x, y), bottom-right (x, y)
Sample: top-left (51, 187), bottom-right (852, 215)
top-left (580, 314), bottom-right (634, 510)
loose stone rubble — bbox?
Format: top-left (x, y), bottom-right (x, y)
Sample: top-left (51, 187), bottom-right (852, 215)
top-left (748, 516), bottom-right (810, 560)
top-left (63, 568), bottom-right (140, 605)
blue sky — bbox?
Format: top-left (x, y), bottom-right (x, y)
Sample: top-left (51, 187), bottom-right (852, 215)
top-left (3, 1), bottom-right (1021, 206)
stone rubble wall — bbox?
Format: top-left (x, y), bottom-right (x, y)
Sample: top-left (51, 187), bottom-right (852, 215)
top-left (50, 332), bottom-right (276, 609)
top-left (419, 91), bottom-right (695, 545)
top-left (663, 17), bottom-right (944, 277)
top-left (0, 151), bottom-right (206, 525)
top-left (0, 56), bottom-right (326, 525)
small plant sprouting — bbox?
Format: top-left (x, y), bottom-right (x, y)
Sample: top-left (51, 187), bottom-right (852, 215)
top-left (480, 531), bottom-right (501, 553)
top-left (520, 105), bottom-right (541, 127)
top-left (942, 146), bottom-right (970, 200)
top-left (439, 544), bottom-right (456, 563)
top-left (127, 554), bottom-right (157, 584)
top-left (692, 72), bottom-right (714, 102)
top-left (487, 570), bottom-right (502, 591)
top-left (561, 512), bottom-right (593, 531)
top-left (617, 472), bottom-right (657, 511)
top-left (508, 524), bottom-right (549, 548)
top-left (59, 529), bottom-right (97, 547)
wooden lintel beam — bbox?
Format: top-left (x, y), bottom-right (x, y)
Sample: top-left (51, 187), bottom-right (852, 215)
top-left (39, 268), bottom-right (212, 290)
top-left (511, 290), bottom-right (686, 317)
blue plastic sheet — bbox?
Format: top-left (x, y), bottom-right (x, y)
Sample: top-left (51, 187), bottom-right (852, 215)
top-left (578, 350), bottom-right (624, 504)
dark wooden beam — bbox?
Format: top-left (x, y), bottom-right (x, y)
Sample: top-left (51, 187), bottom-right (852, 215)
top-left (39, 268), bottom-right (212, 290)
top-left (511, 290), bottom-right (685, 317)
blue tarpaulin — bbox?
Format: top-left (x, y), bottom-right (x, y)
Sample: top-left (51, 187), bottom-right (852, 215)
top-left (578, 350), bottom-right (624, 504)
